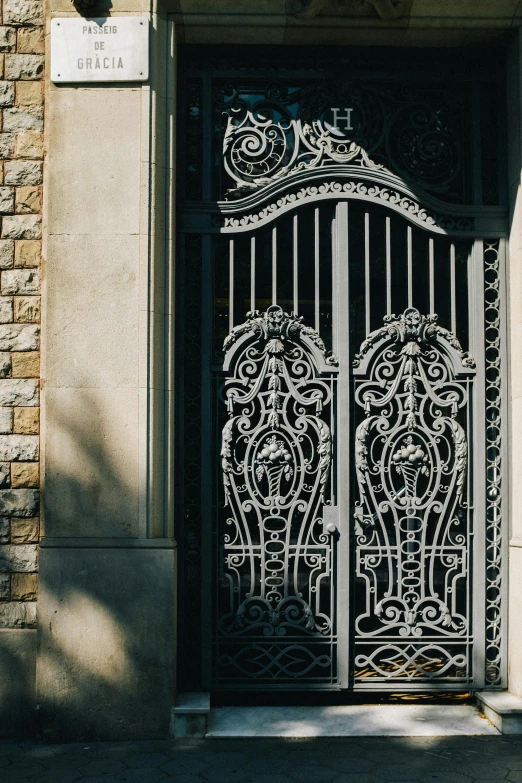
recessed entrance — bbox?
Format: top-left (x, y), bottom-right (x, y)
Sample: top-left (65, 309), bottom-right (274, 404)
top-left (175, 46), bottom-right (507, 696)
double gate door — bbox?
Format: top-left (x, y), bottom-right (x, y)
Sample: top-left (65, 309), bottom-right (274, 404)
top-left (176, 48), bottom-right (507, 693)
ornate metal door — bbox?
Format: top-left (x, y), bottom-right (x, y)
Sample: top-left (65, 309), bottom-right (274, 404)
top-left (176, 47), bottom-right (507, 693)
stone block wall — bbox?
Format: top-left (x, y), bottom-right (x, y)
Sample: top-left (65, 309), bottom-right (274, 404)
top-left (0, 0), bottom-right (42, 630)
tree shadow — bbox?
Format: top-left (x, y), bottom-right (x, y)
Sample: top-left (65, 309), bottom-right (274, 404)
top-left (0, 388), bottom-right (176, 742)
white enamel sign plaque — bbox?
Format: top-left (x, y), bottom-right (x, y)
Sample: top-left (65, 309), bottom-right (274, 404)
top-left (51, 17), bottom-right (149, 83)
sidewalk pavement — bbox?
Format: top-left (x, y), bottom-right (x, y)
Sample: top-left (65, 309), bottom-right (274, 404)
top-left (2, 735), bottom-right (522, 783)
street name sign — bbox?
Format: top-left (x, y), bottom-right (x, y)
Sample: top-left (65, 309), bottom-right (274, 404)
top-left (51, 17), bottom-right (149, 83)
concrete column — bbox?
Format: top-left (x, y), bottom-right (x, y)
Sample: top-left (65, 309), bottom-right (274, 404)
top-left (37, 2), bottom-right (177, 739)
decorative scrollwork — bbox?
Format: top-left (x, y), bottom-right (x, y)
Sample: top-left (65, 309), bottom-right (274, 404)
top-left (355, 644), bottom-right (467, 681)
top-left (221, 81), bottom-right (466, 203)
top-left (217, 305), bottom-right (337, 683)
top-left (353, 307), bottom-right (475, 370)
top-left (484, 240), bottom-right (503, 686)
top-left (353, 308), bottom-right (475, 681)
top-left (222, 180), bottom-right (473, 234)
top-left (223, 108), bottom-right (378, 196)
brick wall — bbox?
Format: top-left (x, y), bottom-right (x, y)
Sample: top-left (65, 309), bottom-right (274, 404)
top-left (0, 0), bottom-right (43, 629)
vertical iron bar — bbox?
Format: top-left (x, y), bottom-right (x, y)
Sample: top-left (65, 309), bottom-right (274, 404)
top-left (471, 239), bottom-right (486, 688)
top-left (386, 216), bottom-right (391, 316)
top-left (229, 238), bottom-right (234, 332)
top-left (336, 201), bottom-right (350, 689)
top-left (331, 214), bottom-right (337, 356)
top-left (200, 235), bottom-right (213, 690)
top-left (365, 211), bottom-right (370, 336)
top-left (429, 237), bottom-right (435, 314)
top-left (250, 235), bottom-right (255, 312)
top-left (315, 207), bottom-right (320, 332)
top-left (293, 213), bottom-right (298, 315)
top-left (407, 225), bottom-right (413, 308)
top-left (272, 225), bottom-right (277, 306)
top-left (200, 70), bottom-right (213, 691)
top-left (450, 243), bottom-right (456, 334)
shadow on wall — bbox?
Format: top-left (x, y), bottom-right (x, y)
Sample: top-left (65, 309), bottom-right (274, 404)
top-left (0, 629), bottom-right (37, 737)
top-left (44, 388), bottom-right (140, 538)
top-left (1, 389), bottom-right (176, 741)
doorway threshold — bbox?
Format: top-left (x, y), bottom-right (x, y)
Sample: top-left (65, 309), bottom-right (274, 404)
top-left (206, 704), bottom-right (498, 737)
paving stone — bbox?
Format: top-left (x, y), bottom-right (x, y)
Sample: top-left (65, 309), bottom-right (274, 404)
top-left (244, 777), bottom-right (307, 783)
top-left (161, 778), bottom-right (204, 783)
top-left (40, 753), bottom-right (92, 769)
top-left (420, 773), bottom-right (473, 783)
top-left (0, 741), bottom-right (25, 756)
top-left (502, 757), bottom-right (522, 771)
top-left (2, 761), bottom-right (46, 779)
top-left (377, 764), bottom-right (439, 781)
top-left (78, 759), bottom-right (128, 776)
top-left (200, 768), bottom-right (249, 782)
top-left (121, 741), bottom-right (174, 753)
top-left (331, 775), bottom-right (384, 783)
top-left (287, 750), bottom-right (331, 762)
top-left (325, 756), bottom-right (375, 772)
top-left (120, 753), bottom-right (171, 769)
top-left (79, 778), bottom-right (118, 783)
top-left (199, 740), bottom-right (248, 753)
top-left (8, 745), bottom-right (57, 761)
top-left (160, 757), bottom-right (209, 775)
top-left (463, 763), bottom-right (509, 779)
top-left (290, 765), bottom-right (339, 780)
top-left (202, 751), bottom-right (249, 766)
top-left (3, 737), bottom-right (522, 783)
top-left (238, 758), bottom-right (291, 775)
top-left (27, 771), bottom-right (79, 783)
top-left (115, 768), bottom-right (167, 783)
top-left (168, 740), bottom-right (207, 750)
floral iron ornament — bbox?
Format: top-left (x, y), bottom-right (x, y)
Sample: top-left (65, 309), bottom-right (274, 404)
top-left (353, 308), bottom-right (476, 681)
top-left (218, 306), bottom-right (337, 681)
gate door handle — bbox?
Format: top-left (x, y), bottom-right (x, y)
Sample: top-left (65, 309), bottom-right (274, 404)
top-left (323, 507), bottom-right (339, 537)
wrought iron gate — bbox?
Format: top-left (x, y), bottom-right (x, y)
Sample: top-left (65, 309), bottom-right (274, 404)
top-left (176, 46), bottom-right (508, 693)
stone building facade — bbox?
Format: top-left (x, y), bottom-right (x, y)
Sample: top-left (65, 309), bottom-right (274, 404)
top-left (4, 0), bottom-right (522, 741)
top-left (0, 0), bottom-right (43, 643)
